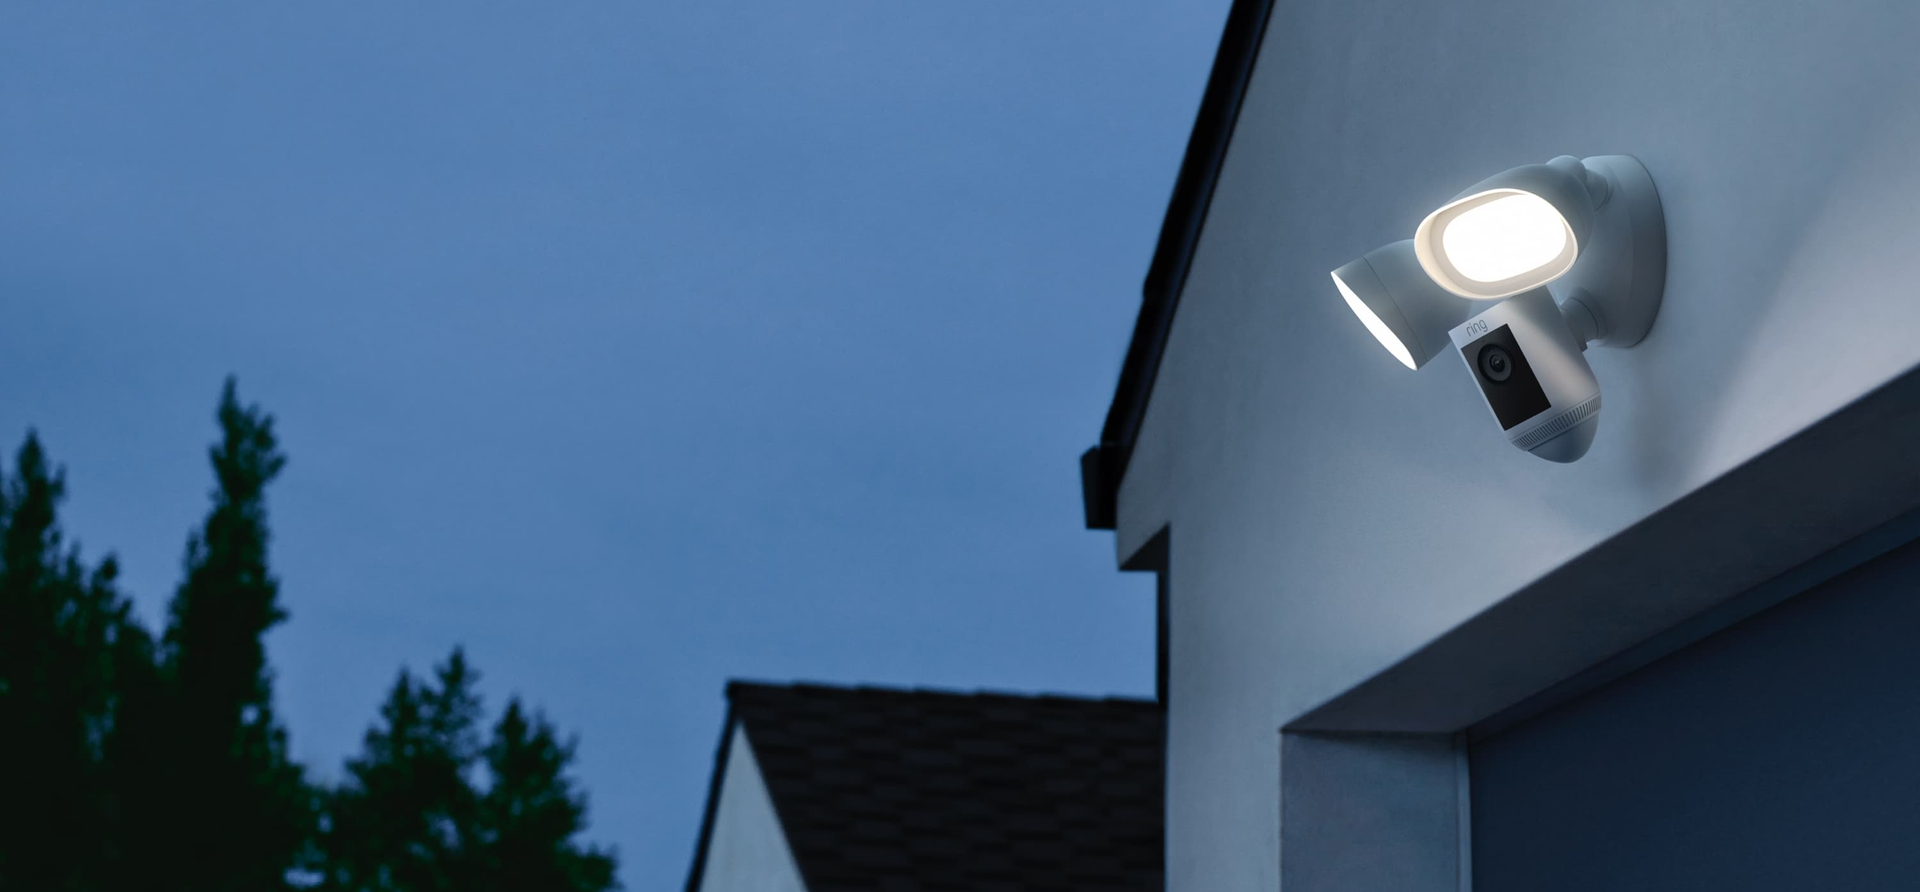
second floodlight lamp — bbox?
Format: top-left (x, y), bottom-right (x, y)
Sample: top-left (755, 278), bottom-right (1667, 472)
top-left (1412, 156), bottom-right (1599, 300)
top-left (1331, 240), bottom-right (1476, 370)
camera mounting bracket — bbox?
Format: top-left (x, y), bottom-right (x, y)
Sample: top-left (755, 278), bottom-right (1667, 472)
top-left (1550, 155), bottom-right (1667, 348)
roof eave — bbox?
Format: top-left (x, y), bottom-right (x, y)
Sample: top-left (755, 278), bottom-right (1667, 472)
top-left (1081, 0), bottom-right (1280, 530)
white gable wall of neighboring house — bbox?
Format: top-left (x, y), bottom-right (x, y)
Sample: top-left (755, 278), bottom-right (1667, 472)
top-left (695, 726), bottom-right (808, 892)
top-left (1118, 2), bottom-right (1920, 890)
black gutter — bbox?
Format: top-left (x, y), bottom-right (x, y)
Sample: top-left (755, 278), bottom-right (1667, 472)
top-left (1080, 0), bottom-right (1279, 530)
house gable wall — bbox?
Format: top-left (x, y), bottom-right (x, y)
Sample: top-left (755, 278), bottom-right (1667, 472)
top-left (1118, 2), bottom-right (1920, 889)
top-left (694, 726), bottom-right (808, 892)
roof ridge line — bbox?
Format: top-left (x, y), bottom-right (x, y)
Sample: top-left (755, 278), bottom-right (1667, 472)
top-left (723, 678), bottom-right (1157, 704)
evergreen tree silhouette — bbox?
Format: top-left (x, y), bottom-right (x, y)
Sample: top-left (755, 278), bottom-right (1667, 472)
top-left (130, 378), bottom-right (313, 891)
top-left (322, 647), bottom-right (486, 892)
top-left (475, 699), bottom-right (620, 892)
top-left (319, 649), bottom-right (620, 891)
top-left (1, 379), bottom-right (623, 890)
top-left (0, 434), bottom-right (147, 891)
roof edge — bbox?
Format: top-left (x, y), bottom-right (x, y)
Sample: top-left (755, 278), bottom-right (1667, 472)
top-left (725, 677), bottom-right (1157, 706)
top-left (681, 703), bottom-right (737, 892)
top-left (1082, 0), bottom-right (1279, 530)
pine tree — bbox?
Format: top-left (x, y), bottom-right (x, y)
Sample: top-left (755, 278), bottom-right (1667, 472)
top-left (0, 378), bottom-right (624, 891)
top-left (475, 699), bottom-right (619, 892)
top-left (322, 648), bottom-right (486, 892)
top-left (0, 434), bottom-right (147, 891)
top-left (128, 378), bottom-right (313, 891)
top-left (319, 650), bottom-right (619, 892)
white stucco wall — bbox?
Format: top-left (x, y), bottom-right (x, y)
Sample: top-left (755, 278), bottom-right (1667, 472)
top-left (695, 726), bottom-right (808, 892)
top-left (1118, 3), bottom-right (1920, 890)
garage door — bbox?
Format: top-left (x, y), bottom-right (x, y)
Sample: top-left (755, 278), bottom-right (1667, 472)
top-left (1469, 534), bottom-right (1920, 892)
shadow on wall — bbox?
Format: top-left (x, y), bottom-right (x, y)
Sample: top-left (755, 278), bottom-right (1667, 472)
top-left (1652, 97), bottom-right (1920, 488)
top-left (1583, 1), bottom-right (1920, 490)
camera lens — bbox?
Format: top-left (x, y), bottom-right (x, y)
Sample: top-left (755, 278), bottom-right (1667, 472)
top-left (1479, 344), bottom-right (1514, 383)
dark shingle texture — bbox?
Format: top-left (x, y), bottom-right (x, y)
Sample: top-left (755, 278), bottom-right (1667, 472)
top-left (726, 681), bottom-right (1162, 892)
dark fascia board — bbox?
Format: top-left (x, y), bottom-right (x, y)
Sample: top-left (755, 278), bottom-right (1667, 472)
top-left (681, 701), bottom-right (738, 892)
top-left (1081, 0), bottom-right (1280, 530)
top-left (1285, 359), bottom-right (1920, 736)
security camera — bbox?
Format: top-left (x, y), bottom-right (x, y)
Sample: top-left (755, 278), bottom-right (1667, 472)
top-left (1330, 153), bottom-right (1667, 463)
top-left (1449, 288), bottom-right (1601, 463)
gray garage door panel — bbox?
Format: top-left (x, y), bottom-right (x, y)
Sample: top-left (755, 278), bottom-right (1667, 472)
top-left (1470, 535), bottom-right (1920, 892)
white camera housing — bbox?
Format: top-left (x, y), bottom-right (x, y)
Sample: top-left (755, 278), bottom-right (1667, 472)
top-left (1449, 288), bottom-right (1602, 463)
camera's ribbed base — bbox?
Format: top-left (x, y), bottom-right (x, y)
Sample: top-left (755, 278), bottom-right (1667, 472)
top-left (1513, 394), bottom-right (1602, 452)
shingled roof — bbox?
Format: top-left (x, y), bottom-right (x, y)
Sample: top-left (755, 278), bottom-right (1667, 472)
top-left (687, 681), bottom-right (1164, 892)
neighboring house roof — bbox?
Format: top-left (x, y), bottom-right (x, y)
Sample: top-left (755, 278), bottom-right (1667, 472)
top-left (1080, 0), bottom-right (1278, 530)
top-left (686, 681), bottom-right (1164, 892)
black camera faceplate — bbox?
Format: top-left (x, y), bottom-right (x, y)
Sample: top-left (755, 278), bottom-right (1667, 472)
top-left (1463, 324), bottom-right (1550, 430)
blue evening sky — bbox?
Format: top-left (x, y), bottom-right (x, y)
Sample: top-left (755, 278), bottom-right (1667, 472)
top-left (0, 3), bottom-right (1226, 887)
